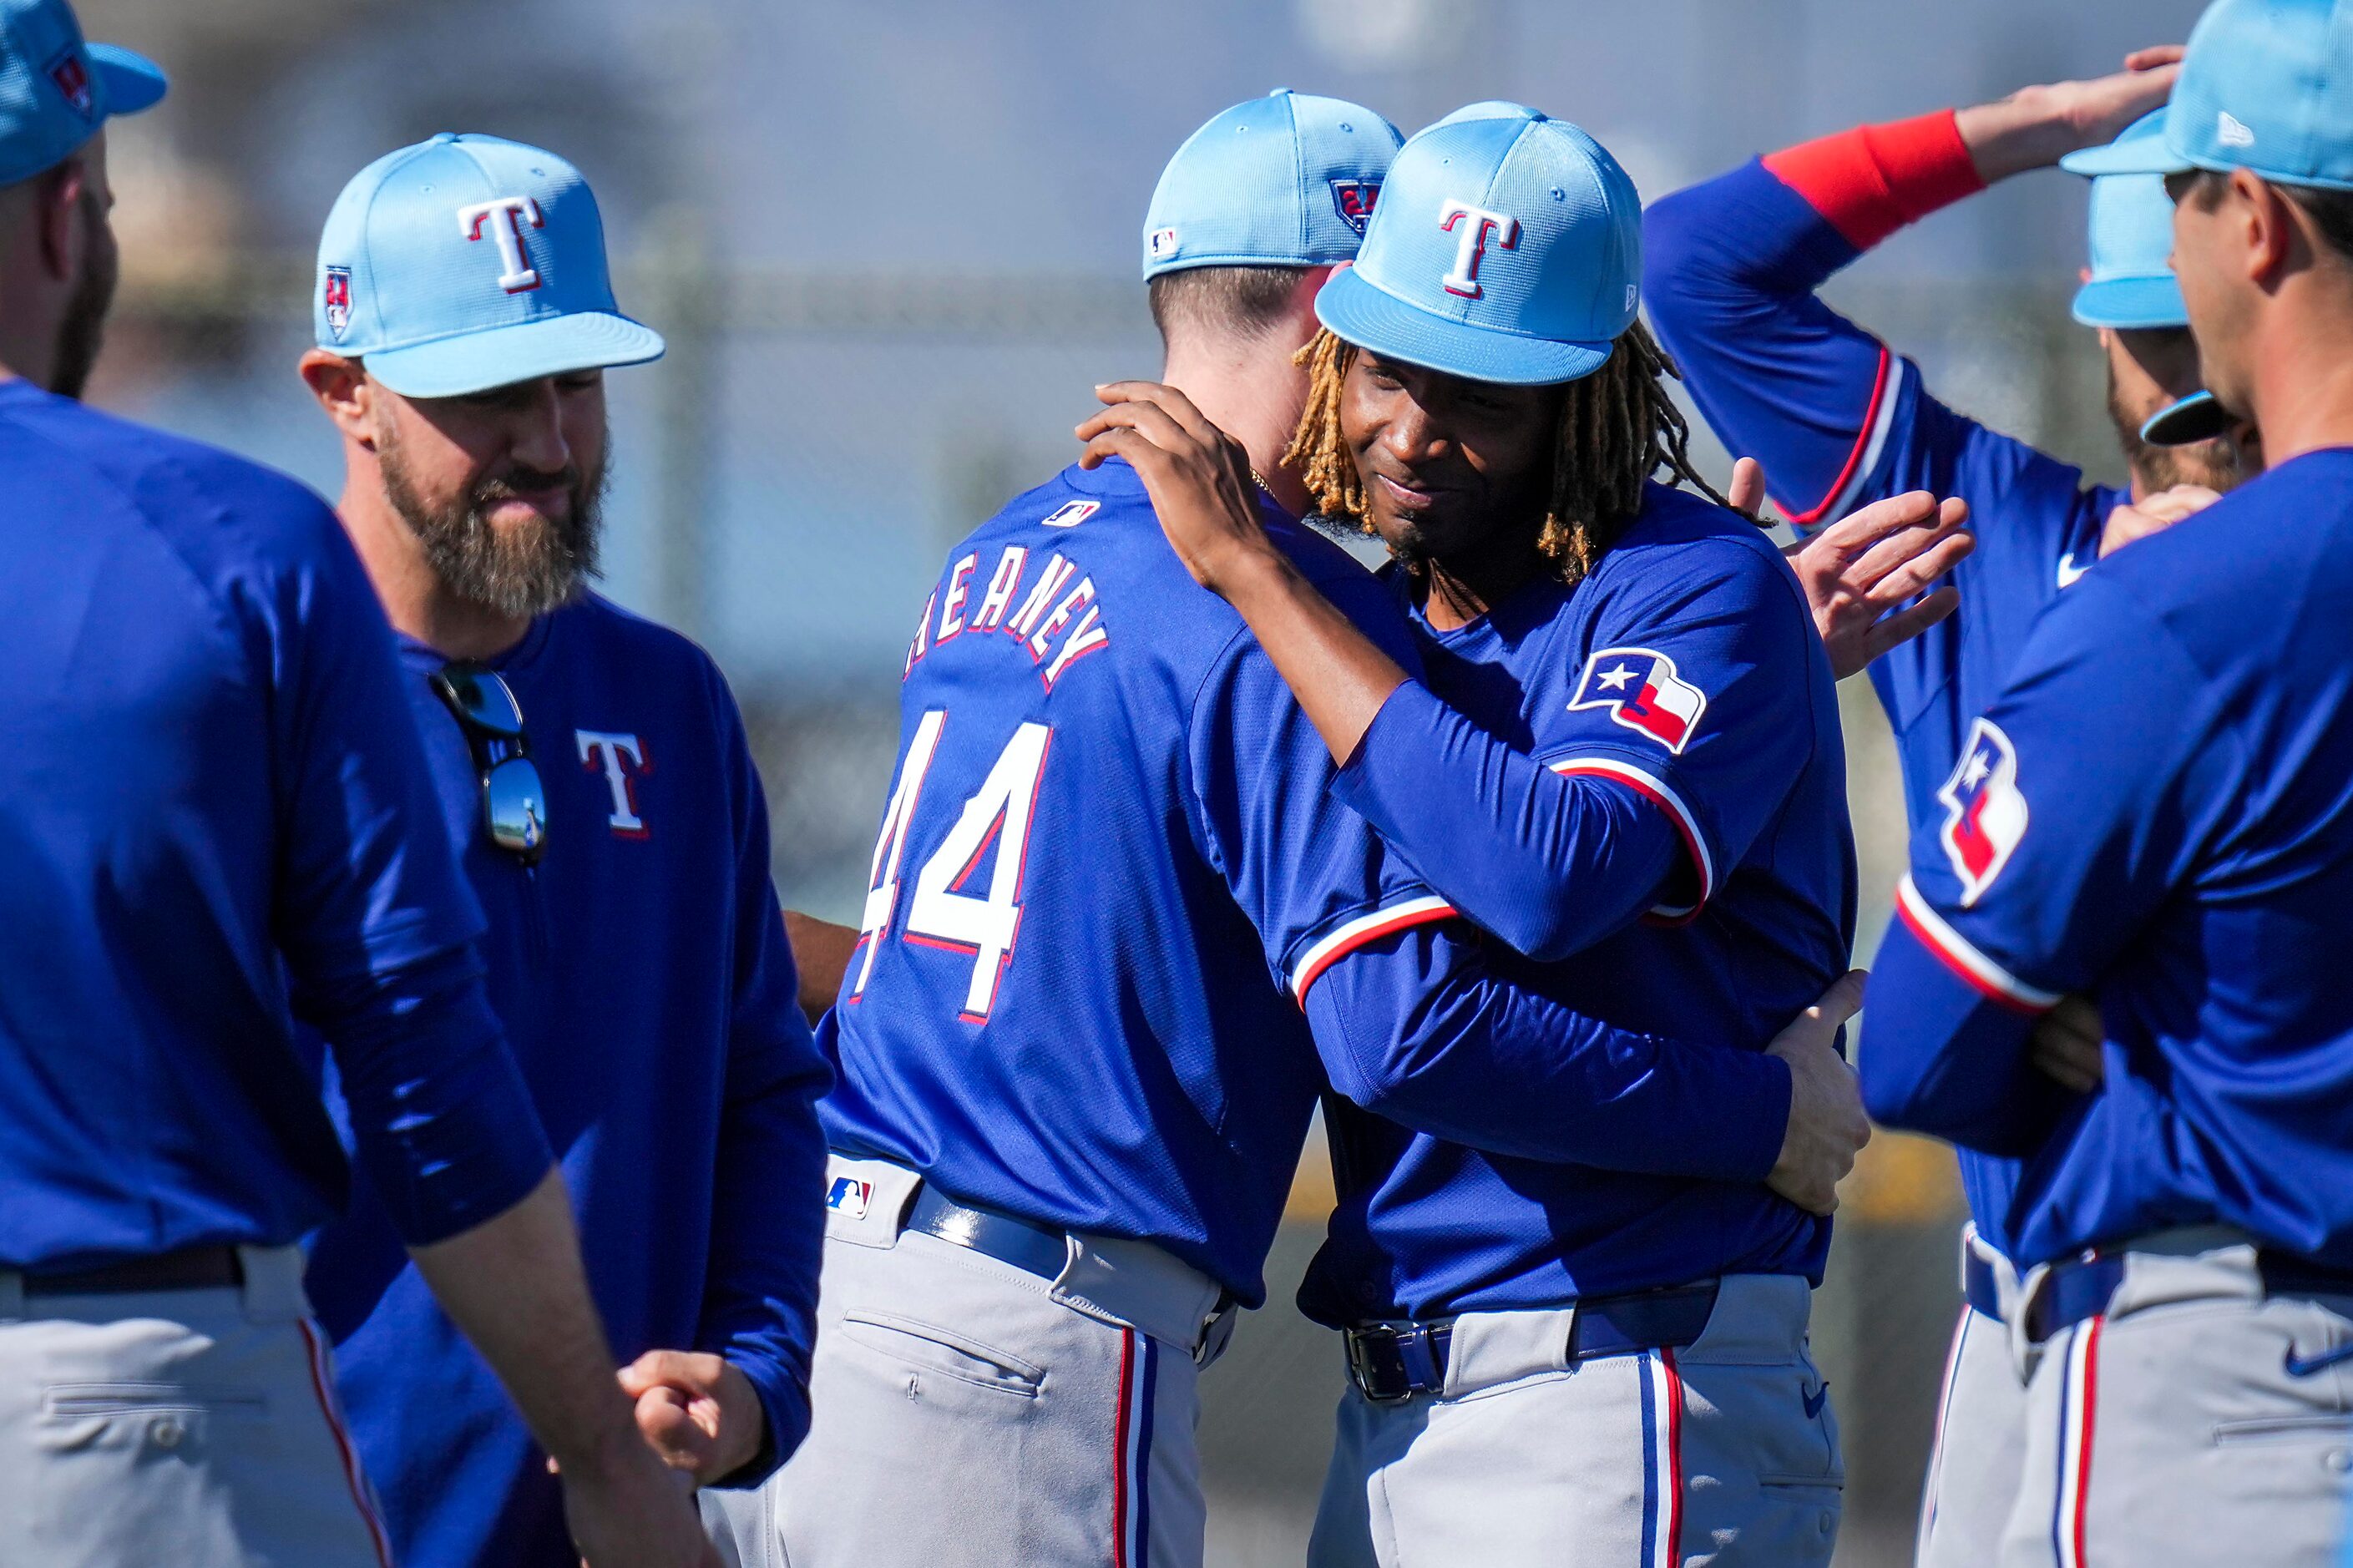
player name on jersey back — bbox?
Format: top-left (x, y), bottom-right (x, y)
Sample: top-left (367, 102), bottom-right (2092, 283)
top-left (900, 533), bottom-right (1114, 692)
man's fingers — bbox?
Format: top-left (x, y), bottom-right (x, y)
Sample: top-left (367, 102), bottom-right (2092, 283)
top-left (1861, 531), bottom-right (1976, 607)
top-left (619, 1349), bottom-right (706, 1399)
top-left (1843, 507), bottom-right (1971, 593)
top-left (1075, 398), bottom-right (1195, 456)
top-left (1809, 969), bottom-right (1870, 1032)
top-left (1078, 427), bottom-right (1164, 474)
top-left (1805, 489), bottom-right (1943, 561)
top-left (2123, 44), bottom-right (2186, 72)
top-left (1095, 380), bottom-right (1218, 444)
top-left (1858, 586), bottom-right (1963, 665)
top-left (1728, 456), bottom-right (1768, 519)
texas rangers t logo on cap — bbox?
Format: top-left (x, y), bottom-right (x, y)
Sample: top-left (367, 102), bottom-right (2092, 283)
top-left (1439, 200), bottom-right (1519, 300)
top-left (459, 195), bottom-right (547, 293)
top-left (1569, 647), bottom-right (1708, 754)
top-left (1937, 717), bottom-right (2028, 907)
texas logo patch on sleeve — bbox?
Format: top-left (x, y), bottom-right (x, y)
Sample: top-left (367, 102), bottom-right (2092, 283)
top-left (1936, 717), bottom-right (2029, 906)
top-left (1568, 647), bottom-right (1708, 755)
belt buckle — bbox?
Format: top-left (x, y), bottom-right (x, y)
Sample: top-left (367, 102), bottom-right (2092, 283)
top-left (1346, 1327), bottom-right (1412, 1405)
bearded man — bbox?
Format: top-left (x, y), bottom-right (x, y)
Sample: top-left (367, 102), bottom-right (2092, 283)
top-left (295, 133), bottom-right (832, 1568)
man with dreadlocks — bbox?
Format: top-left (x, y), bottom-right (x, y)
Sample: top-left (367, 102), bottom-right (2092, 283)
top-left (1090, 104), bottom-right (1860, 1566)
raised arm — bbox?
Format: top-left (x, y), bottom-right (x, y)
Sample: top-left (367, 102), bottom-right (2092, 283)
top-left (1643, 50), bottom-right (2177, 526)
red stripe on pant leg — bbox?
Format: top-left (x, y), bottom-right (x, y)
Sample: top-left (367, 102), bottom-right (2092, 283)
top-left (1662, 1347), bottom-right (1685, 1566)
top-left (297, 1318), bottom-right (394, 1568)
top-left (1111, 1328), bottom-right (1136, 1568)
top-left (2073, 1318), bottom-right (2103, 1568)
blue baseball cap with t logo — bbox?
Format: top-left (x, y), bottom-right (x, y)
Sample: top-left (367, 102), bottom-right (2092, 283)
top-left (1314, 104), bottom-right (1642, 385)
top-left (2064, 0), bottom-right (2353, 191)
top-left (0, 0), bottom-right (165, 187)
top-left (1141, 89), bottom-right (1402, 280)
top-left (2062, 113), bottom-right (2189, 329)
top-left (315, 133), bottom-right (664, 399)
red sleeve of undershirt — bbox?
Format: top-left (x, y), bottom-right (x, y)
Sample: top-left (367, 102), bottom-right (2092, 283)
top-left (1759, 109), bottom-right (1985, 251)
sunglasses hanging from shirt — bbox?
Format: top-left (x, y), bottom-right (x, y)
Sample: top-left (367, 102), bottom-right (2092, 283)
top-left (428, 664), bottom-right (549, 866)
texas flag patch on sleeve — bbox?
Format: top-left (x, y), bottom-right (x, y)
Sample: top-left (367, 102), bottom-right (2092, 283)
top-left (1936, 717), bottom-right (2029, 906)
top-left (1568, 646), bottom-right (1708, 755)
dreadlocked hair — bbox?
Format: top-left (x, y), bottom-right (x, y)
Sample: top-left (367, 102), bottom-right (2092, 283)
top-left (1283, 319), bottom-right (1738, 589)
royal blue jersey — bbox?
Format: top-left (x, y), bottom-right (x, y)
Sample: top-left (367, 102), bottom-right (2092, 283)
top-left (1300, 484), bottom-right (1855, 1321)
top-left (304, 594), bottom-right (831, 1568)
top-left (821, 459), bottom-right (1802, 1304)
top-left (0, 377), bottom-right (548, 1270)
top-left (1864, 450), bottom-right (2353, 1267)
top-left (1644, 114), bottom-right (2121, 1260)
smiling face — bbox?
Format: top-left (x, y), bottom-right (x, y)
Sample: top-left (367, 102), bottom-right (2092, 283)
top-left (1338, 348), bottom-right (1563, 566)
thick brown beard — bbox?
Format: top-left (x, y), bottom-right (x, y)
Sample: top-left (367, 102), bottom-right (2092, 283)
top-left (379, 427), bottom-right (610, 619)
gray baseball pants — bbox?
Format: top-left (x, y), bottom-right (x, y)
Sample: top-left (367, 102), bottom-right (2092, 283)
top-left (1307, 1274), bottom-right (1842, 1567)
top-left (702, 1157), bottom-right (1222, 1568)
top-left (1916, 1225), bottom-right (2032, 1568)
top-left (1997, 1229), bottom-right (2353, 1568)
top-left (0, 1244), bottom-right (392, 1567)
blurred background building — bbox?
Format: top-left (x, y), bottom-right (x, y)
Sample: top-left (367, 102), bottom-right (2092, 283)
top-left (76, 0), bottom-right (2209, 1560)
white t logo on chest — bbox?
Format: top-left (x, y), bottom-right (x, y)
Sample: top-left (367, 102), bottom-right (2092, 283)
top-left (575, 731), bottom-right (650, 838)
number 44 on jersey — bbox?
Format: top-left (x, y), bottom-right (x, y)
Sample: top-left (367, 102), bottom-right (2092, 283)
top-left (851, 710), bottom-right (1053, 1024)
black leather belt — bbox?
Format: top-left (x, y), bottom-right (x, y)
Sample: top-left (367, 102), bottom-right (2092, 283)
top-left (906, 1185), bottom-right (1072, 1281)
top-left (23, 1245), bottom-right (244, 1297)
top-left (1344, 1279), bottom-right (1722, 1404)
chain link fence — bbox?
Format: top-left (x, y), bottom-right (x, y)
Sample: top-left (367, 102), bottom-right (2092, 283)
top-left (98, 261), bottom-right (2115, 1566)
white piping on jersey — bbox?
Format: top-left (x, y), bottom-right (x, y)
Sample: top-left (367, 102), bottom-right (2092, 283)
top-left (1895, 873), bottom-right (2061, 1012)
top-left (1288, 895), bottom-right (1457, 1002)
top-left (1823, 355), bottom-right (1909, 525)
top-left (1549, 756), bottom-right (1717, 918)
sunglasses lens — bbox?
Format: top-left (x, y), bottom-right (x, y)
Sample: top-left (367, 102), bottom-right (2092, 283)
top-left (483, 756), bottom-right (548, 863)
top-left (438, 668), bottom-right (526, 739)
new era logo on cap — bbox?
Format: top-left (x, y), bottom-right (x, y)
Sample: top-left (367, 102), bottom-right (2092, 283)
top-left (2216, 110), bottom-right (2256, 148)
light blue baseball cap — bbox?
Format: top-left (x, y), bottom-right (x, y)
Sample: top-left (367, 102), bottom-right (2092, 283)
top-left (1141, 89), bottom-right (1402, 280)
top-left (315, 133), bottom-right (663, 399)
top-left (0, 0), bottom-right (164, 187)
top-left (1314, 104), bottom-right (1641, 386)
top-left (2063, 114), bottom-right (2189, 329)
top-left (2063, 0), bottom-right (2353, 191)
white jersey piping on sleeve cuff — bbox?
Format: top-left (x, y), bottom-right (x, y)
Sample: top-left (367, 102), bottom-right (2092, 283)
top-left (1549, 756), bottom-right (1716, 923)
top-left (1895, 873), bottom-right (2061, 1014)
top-left (1289, 895), bottom-right (1457, 1004)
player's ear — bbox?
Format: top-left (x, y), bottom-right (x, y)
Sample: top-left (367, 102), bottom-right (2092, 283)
top-left (2237, 169), bottom-right (2296, 286)
top-left (297, 349), bottom-right (374, 442)
top-left (33, 157), bottom-right (87, 283)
